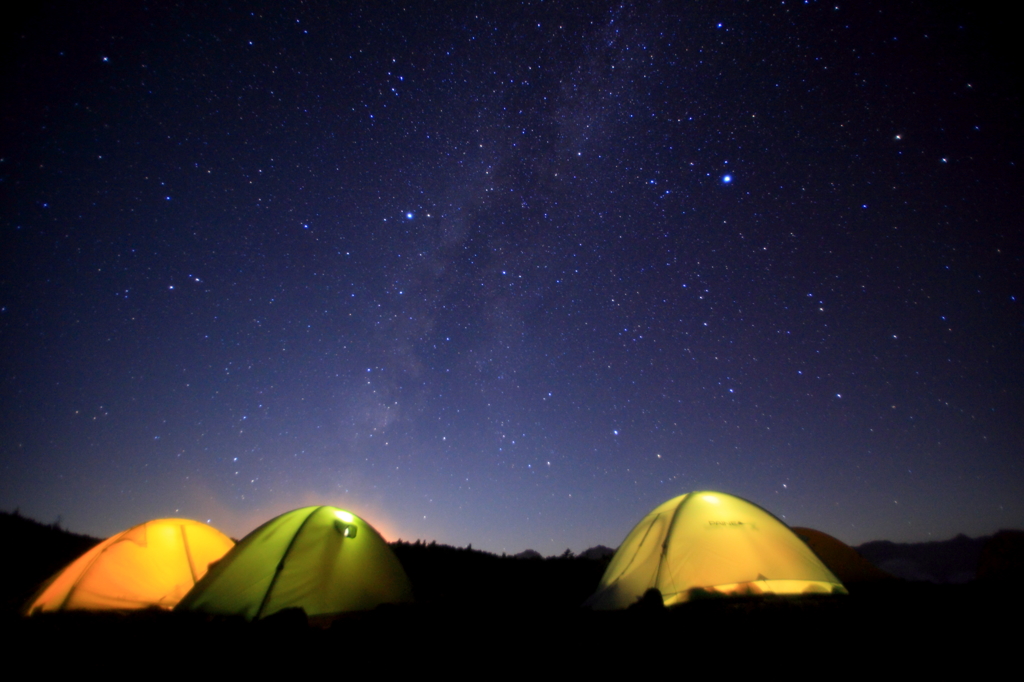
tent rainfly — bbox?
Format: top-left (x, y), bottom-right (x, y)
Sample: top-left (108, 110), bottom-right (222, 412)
top-left (585, 491), bottom-right (847, 609)
top-left (25, 518), bottom-right (235, 614)
top-left (175, 506), bottom-right (413, 620)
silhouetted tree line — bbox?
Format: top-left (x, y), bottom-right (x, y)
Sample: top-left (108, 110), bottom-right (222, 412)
top-left (388, 539), bottom-right (610, 610)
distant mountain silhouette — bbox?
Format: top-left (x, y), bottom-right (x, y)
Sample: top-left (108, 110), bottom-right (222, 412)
top-left (513, 549), bottom-right (542, 560)
top-left (855, 534), bottom-right (987, 584)
top-left (578, 545), bottom-right (616, 561)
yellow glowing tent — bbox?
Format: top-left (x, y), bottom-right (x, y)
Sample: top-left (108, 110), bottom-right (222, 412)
top-left (25, 518), bottom-right (234, 614)
top-left (175, 506), bottom-right (413, 620)
top-left (585, 491), bottom-right (846, 609)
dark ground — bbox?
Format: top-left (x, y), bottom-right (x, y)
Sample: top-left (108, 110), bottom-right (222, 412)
top-left (8, 583), bottom-right (1018, 669)
top-left (4, 511), bottom-right (1021, 666)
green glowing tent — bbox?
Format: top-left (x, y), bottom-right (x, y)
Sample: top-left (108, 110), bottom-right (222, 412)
top-left (585, 491), bottom-right (847, 609)
top-left (176, 506), bottom-right (413, 620)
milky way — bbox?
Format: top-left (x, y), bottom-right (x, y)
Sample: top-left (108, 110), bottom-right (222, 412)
top-left (1, 1), bottom-right (1020, 553)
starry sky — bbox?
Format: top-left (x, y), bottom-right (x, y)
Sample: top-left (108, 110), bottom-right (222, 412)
top-left (1, 1), bottom-right (1020, 553)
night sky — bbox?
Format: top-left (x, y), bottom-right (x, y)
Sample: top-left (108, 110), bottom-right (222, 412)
top-left (2, 1), bottom-right (1020, 554)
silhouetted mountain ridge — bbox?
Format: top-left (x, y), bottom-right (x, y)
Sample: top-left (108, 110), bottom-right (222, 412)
top-left (855, 533), bottom-right (989, 584)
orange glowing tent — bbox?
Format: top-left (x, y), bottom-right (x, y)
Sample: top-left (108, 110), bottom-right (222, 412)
top-left (25, 518), bottom-right (234, 614)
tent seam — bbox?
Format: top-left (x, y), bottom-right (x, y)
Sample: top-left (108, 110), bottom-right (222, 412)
top-left (181, 524), bottom-right (199, 584)
top-left (254, 505), bottom-right (323, 620)
top-left (654, 492), bottom-right (695, 597)
top-left (57, 528), bottom-right (133, 610)
top-left (609, 515), bottom-right (661, 584)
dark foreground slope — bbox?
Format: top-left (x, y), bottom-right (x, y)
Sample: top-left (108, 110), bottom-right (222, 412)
top-left (0, 512), bottom-right (99, 615)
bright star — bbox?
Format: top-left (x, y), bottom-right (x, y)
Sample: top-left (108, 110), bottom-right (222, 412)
top-left (722, 175), bottom-right (732, 183)
top-left (406, 212), bottom-right (414, 219)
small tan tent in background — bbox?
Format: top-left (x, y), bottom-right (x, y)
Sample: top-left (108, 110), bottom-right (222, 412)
top-left (586, 491), bottom-right (846, 609)
top-left (176, 506), bottom-right (413, 620)
top-left (25, 518), bottom-right (234, 614)
top-left (791, 527), bottom-right (892, 584)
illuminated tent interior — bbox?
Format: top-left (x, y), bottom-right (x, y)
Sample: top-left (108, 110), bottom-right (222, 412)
top-left (175, 506), bottom-right (414, 620)
top-left (25, 518), bottom-right (235, 614)
top-left (585, 491), bottom-right (847, 609)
